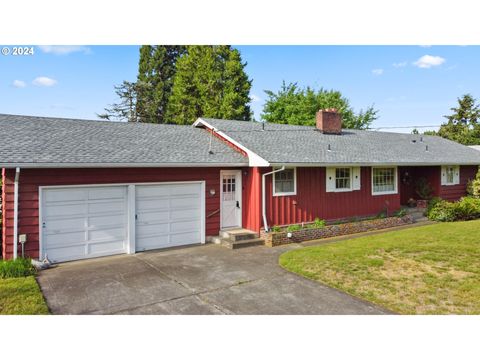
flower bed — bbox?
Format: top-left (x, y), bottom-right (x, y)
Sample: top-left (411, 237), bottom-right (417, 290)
top-left (261, 215), bottom-right (414, 247)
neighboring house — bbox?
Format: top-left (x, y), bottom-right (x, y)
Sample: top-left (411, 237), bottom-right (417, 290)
top-left (1, 111), bottom-right (479, 262)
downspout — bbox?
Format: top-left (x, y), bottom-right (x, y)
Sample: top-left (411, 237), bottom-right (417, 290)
top-left (262, 166), bottom-right (285, 232)
top-left (13, 167), bottom-right (20, 259)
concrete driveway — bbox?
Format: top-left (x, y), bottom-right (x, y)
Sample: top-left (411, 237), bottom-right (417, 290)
top-left (37, 244), bottom-right (389, 315)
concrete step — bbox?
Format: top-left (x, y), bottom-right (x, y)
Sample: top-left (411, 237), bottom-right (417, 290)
top-left (219, 228), bottom-right (258, 242)
top-left (220, 237), bottom-right (265, 249)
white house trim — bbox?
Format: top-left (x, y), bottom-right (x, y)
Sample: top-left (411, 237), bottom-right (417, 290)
top-left (193, 118), bottom-right (270, 167)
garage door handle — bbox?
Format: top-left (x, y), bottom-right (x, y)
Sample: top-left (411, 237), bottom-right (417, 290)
top-left (236, 201), bottom-right (240, 209)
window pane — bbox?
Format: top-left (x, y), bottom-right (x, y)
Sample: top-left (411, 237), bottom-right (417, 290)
top-left (335, 167), bottom-right (351, 189)
top-left (373, 168), bottom-right (395, 193)
top-left (275, 169), bottom-right (294, 194)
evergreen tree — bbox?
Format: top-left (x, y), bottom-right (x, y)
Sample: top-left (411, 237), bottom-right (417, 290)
top-left (137, 45), bottom-right (186, 123)
top-left (261, 82), bottom-right (377, 129)
top-left (166, 45), bottom-right (252, 124)
top-left (98, 80), bottom-right (153, 122)
top-left (438, 94), bottom-right (480, 145)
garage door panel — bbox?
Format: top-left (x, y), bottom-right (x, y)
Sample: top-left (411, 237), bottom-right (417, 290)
top-left (47, 245), bottom-right (86, 262)
top-left (137, 223), bottom-right (169, 237)
top-left (88, 227), bottom-right (126, 242)
top-left (171, 196), bottom-right (200, 209)
top-left (170, 208), bottom-right (201, 220)
top-left (88, 187), bottom-right (126, 200)
top-left (88, 200), bottom-right (126, 215)
top-left (43, 231), bottom-right (86, 247)
top-left (137, 210), bottom-right (170, 223)
top-left (88, 214), bottom-right (126, 228)
top-left (170, 220), bottom-right (201, 232)
top-left (47, 217), bottom-right (85, 232)
top-left (45, 203), bottom-right (86, 218)
top-left (170, 184), bottom-right (199, 195)
top-left (170, 231), bottom-right (201, 245)
top-left (44, 188), bottom-right (87, 203)
top-left (136, 234), bottom-right (170, 250)
top-left (136, 185), bottom-right (170, 197)
top-left (136, 198), bottom-right (169, 211)
top-left (89, 240), bottom-right (125, 254)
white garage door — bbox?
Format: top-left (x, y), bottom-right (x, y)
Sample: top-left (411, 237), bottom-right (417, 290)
top-left (135, 183), bottom-right (204, 251)
top-left (41, 186), bottom-right (128, 263)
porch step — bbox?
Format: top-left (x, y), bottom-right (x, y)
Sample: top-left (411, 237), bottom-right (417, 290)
top-left (219, 228), bottom-right (258, 242)
top-left (220, 237), bottom-right (265, 249)
top-left (218, 228), bottom-right (264, 249)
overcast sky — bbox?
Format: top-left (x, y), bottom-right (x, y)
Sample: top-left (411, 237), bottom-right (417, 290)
top-left (1, 45), bottom-right (478, 133)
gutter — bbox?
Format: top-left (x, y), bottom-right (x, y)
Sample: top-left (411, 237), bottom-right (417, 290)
top-left (262, 166), bottom-right (285, 233)
top-left (13, 167), bottom-right (20, 259)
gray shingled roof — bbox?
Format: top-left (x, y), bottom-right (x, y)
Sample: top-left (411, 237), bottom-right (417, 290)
top-left (0, 114), bottom-right (247, 167)
top-left (197, 118), bottom-right (480, 165)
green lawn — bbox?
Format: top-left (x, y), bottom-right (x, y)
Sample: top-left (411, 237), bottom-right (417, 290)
top-left (279, 220), bottom-right (480, 314)
top-left (0, 276), bottom-right (49, 315)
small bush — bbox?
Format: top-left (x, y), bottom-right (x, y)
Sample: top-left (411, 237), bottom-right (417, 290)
top-left (426, 197), bottom-right (442, 217)
top-left (466, 167), bottom-right (480, 198)
top-left (271, 225), bottom-right (282, 233)
top-left (286, 224), bottom-right (302, 232)
top-left (0, 258), bottom-right (36, 279)
top-left (307, 217), bottom-right (326, 229)
top-left (455, 197), bottom-right (480, 220)
top-left (394, 209), bottom-right (407, 217)
top-left (427, 200), bottom-right (456, 222)
top-left (427, 197), bottom-right (480, 222)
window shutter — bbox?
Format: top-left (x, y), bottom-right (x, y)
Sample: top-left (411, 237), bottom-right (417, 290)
top-left (441, 166), bottom-right (446, 186)
top-left (326, 167), bottom-right (335, 192)
top-left (454, 165), bottom-right (460, 185)
top-left (352, 167), bottom-right (361, 190)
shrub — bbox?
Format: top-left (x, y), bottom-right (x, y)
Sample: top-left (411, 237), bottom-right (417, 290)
top-left (394, 209), bottom-right (407, 217)
top-left (286, 224), bottom-right (302, 232)
top-left (455, 196), bottom-right (480, 220)
top-left (271, 225), bottom-right (282, 233)
top-left (0, 258), bottom-right (36, 279)
top-left (427, 197), bottom-right (480, 222)
top-left (308, 217), bottom-right (326, 229)
top-left (426, 197), bottom-right (442, 217)
top-left (427, 200), bottom-right (456, 222)
top-left (466, 167), bottom-right (480, 198)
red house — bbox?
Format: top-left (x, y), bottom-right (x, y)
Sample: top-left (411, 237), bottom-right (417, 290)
top-left (1, 111), bottom-right (479, 262)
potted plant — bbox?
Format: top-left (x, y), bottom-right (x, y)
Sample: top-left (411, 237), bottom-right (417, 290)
top-left (415, 177), bottom-right (433, 208)
top-left (407, 198), bottom-right (417, 208)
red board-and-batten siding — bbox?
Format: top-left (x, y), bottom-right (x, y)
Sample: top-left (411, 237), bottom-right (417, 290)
top-left (1, 167), bottom-right (243, 259)
top-left (254, 166), bottom-right (402, 232)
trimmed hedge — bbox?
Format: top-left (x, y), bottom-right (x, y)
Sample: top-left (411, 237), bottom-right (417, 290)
top-left (427, 196), bottom-right (480, 222)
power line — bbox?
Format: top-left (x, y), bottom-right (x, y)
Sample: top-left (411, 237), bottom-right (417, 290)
top-left (371, 125), bottom-right (441, 130)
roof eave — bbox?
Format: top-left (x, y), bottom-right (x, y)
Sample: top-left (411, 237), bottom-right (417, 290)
top-left (0, 162), bottom-right (249, 169)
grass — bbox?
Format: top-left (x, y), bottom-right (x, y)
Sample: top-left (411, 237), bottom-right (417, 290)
top-left (279, 220), bottom-right (480, 314)
top-left (0, 258), bottom-right (49, 314)
top-left (0, 276), bottom-right (49, 314)
top-left (0, 258), bottom-right (37, 278)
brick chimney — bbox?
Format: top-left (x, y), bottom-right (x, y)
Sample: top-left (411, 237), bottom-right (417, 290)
top-left (316, 108), bottom-right (342, 134)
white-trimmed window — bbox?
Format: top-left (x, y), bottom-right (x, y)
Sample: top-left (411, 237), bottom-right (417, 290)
top-left (273, 168), bottom-right (296, 196)
top-left (335, 167), bottom-right (352, 190)
top-left (372, 167), bottom-right (397, 195)
top-left (441, 165), bottom-right (460, 185)
top-left (326, 167), bottom-right (361, 192)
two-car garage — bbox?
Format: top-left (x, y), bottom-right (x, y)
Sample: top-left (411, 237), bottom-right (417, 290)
top-left (40, 182), bottom-right (205, 263)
